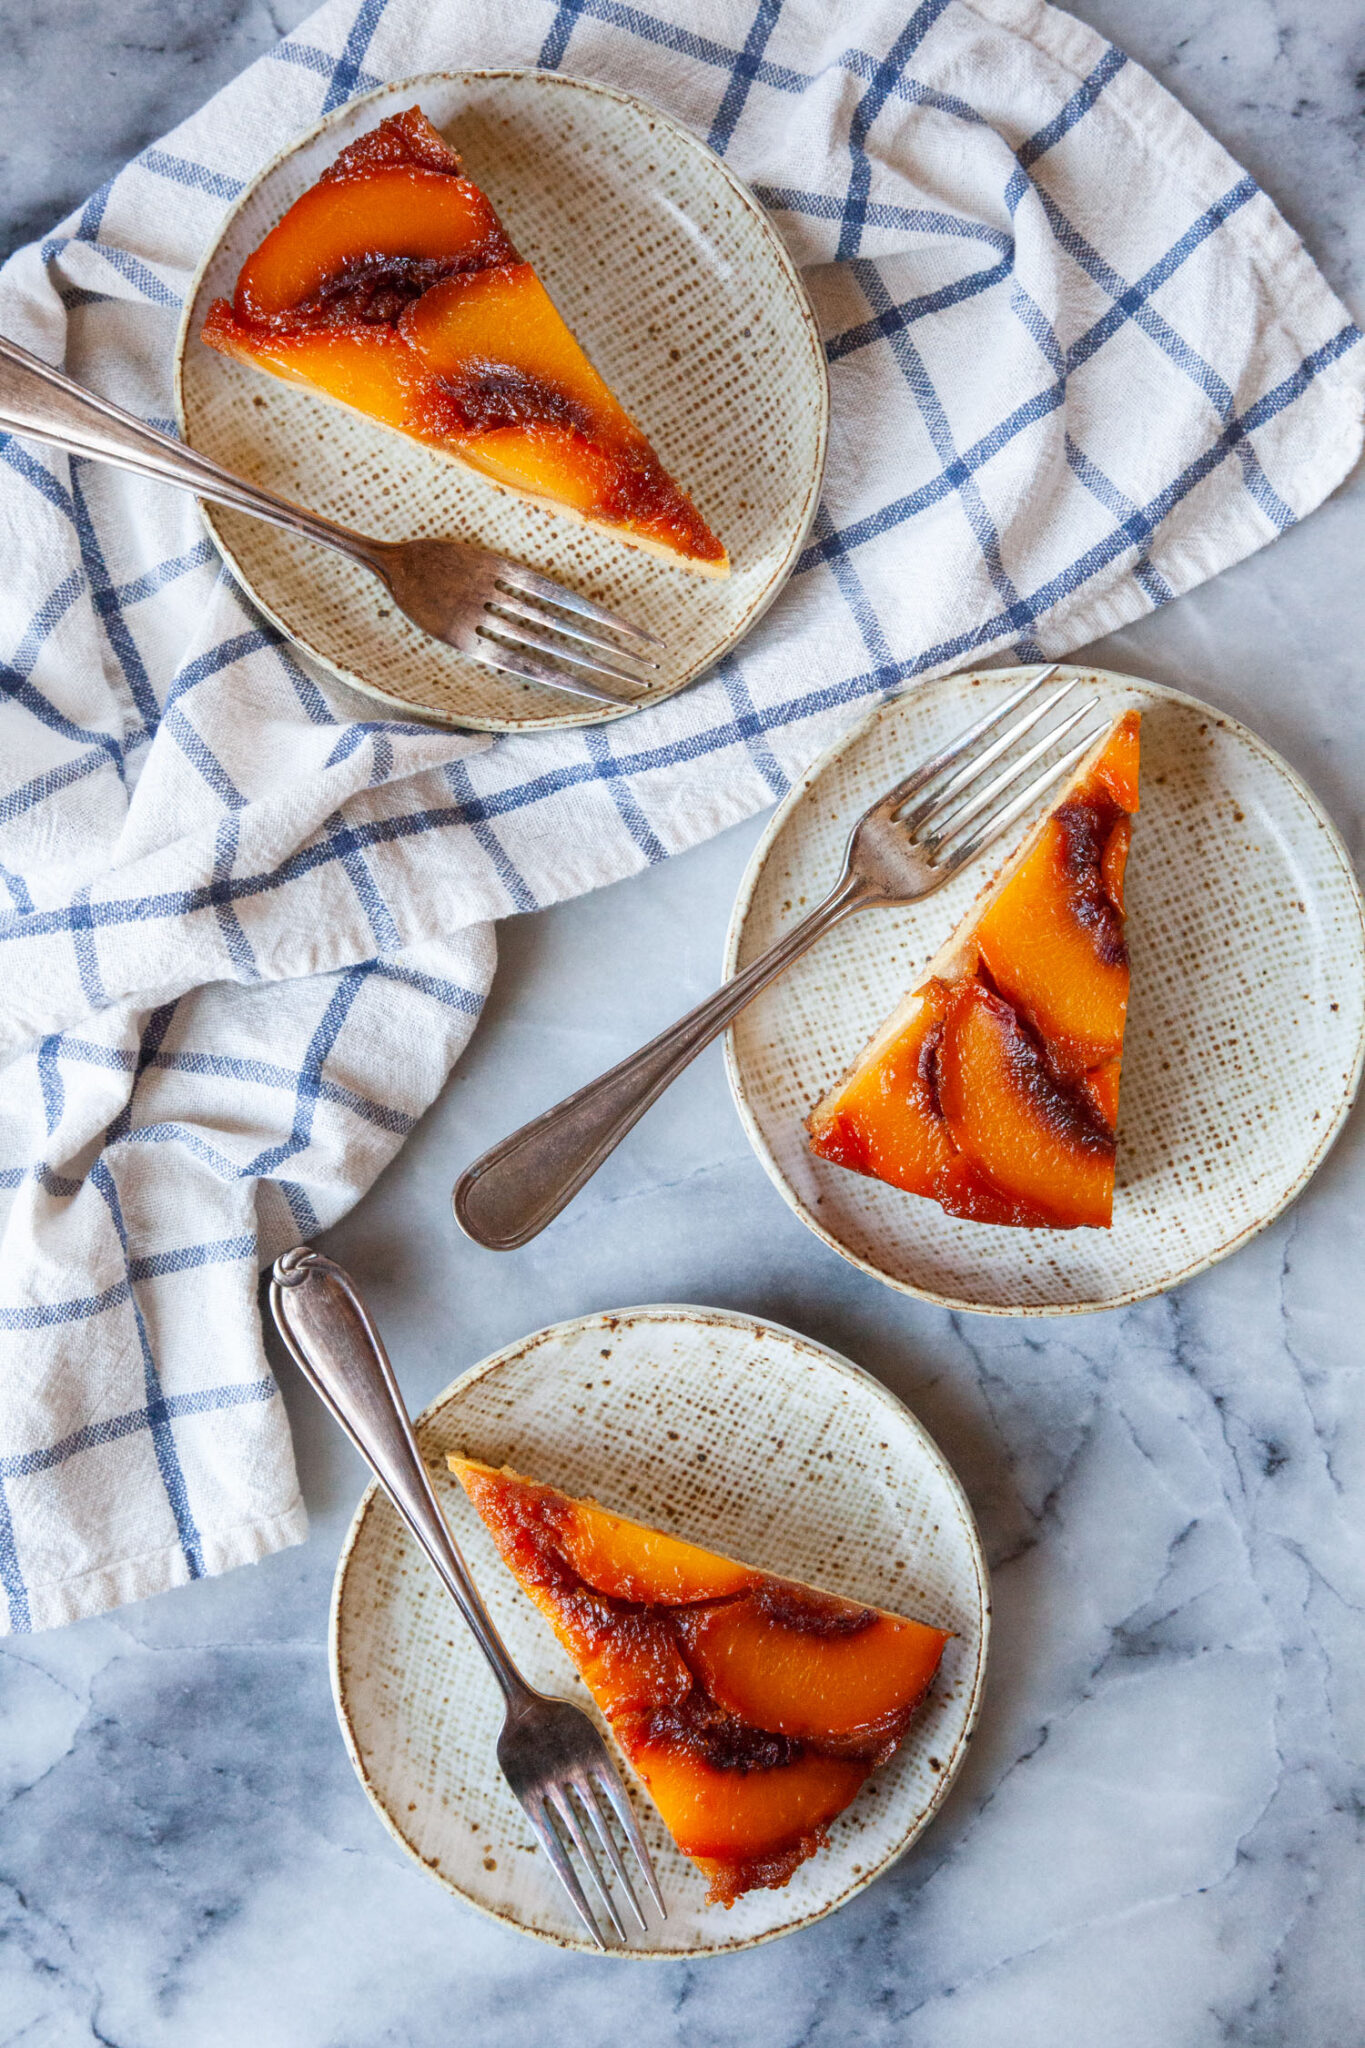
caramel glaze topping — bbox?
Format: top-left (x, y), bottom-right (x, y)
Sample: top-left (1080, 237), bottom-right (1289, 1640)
top-left (420, 362), bottom-right (599, 439)
top-left (971, 976), bottom-right (1117, 1156)
top-left (918, 1017), bottom-right (947, 1122)
top-left (321, 106), bottom-right (470, 183)
top-left (481, 1479), bottom-right (915, 1881)
top-left (750, 1579), bottom-right (878, 1639)
top-left (594, 447), bottom-right (727, 560)
top-left (1052, 797), bottom-right (1128, 970)
top-left (283, 251), bottom-right (513, 330)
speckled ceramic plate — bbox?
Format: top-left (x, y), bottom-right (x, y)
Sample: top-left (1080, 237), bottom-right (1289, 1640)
top-left (174, 70), bottom-right (827, 733)
top-left (723, 666), bottom-right (1365, 1316)
top-left (329, 1304), bottom-right (988, 1955)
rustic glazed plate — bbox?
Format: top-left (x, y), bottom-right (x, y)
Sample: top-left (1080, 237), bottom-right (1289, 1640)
top-left (174, 70), bottom-right (827, 733)
top-left (723, 666), bottom-right (1365, 1316)
top-left (330, 1305), bottom-right (988, 1955)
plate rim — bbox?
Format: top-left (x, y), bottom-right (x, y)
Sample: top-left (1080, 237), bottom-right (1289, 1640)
top-left (721, 664), bottom-right (1365, 1318)
top-left (327, 1300), bottom-right (991, 1958)
top-left (172, 67), bottom-right (830, 735)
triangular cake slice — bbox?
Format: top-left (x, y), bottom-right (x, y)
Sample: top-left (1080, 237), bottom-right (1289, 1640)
top-left (203, 107), bottom-right (728, 575)
top-left (449, 1456), bottom-right (950, 1907)
top-left (809, 710), bottom-right (1141, 1230)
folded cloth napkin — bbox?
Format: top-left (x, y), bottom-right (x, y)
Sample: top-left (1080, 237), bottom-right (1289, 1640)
top-left (0, 0), bottom-right (1360, 1633)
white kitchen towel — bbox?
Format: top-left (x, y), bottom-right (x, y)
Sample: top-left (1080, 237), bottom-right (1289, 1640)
top-left (0, 0), bottom-right (1360, 1633)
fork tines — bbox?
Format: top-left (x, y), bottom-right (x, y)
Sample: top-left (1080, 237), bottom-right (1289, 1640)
top-left (474, 564), bottom-right (662, 706)
top-left (893, 663), bottom-right (1109, 875)
top-left (520, 1767), bottom-right (664, 1949)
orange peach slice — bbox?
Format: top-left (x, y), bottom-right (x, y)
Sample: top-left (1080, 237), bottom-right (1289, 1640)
top-left (234, 167), bottom-right (509, 321)
top-left (1101, 811), bottom-right (1132, 911)
top-left (622, 1731), bottom-right (868, 1866)
top-left (808, 981), bottom-right (957, 1190)
top-left (450, 1457), bottom-right (757, 1605)
top-left (560, 1495), bottom-right (759, 1607)
top-left (1082, 1055), bottom-right (1123, 1131)
top-left (199, 308), bottom-right (423, 431)
top-left (400, 262), bottom-right (631, 443)
top-left (401, 264), bottom-right (727, 567)
top-left (937, 981), bottom-right (1116, 1227)
top-left (677, 1591), bottom-right (949, 1742)
top-left (973, 797), bottom-right (1130, 1064)
top-left (1093, 709), bottom-right (1141, 811)
top-left (807, 981), bottom-right (1048, 1226)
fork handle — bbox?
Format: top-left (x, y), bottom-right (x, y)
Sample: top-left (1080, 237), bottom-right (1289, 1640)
top-left (453, 869), bottom-right (878, 1249)
top-left (0, 333), bottom-right (386, 573)
top-left (268, 1248), bottom-right (532, 1708)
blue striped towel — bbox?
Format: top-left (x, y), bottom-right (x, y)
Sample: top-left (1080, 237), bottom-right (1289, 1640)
top-left (0, 0), bottom-right (1360, 1631)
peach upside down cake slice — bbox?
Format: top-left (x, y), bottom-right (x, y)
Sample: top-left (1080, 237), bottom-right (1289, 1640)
top-left (808, 710), bottom-right (1141, 1230)
top-left (202, 106), bottom-right (728, 575)
top-left (449, 1456), bottom-right (950, 1906)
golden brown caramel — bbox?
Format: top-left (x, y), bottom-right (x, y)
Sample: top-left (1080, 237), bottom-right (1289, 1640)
top-left (202, 107), bottom-right (728, 573)
top-left (449, 1456), bottom-right (949, 1906)
top-left (809, 711), bottom-right (1141, 1231)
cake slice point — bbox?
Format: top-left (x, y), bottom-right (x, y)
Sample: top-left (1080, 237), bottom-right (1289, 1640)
top-left (449, 1455), bottom-right (950, 1906)
top-left (809, 709), bottom-right (1141, 1230)
top-left (203, 107), bottom-right (728, 576)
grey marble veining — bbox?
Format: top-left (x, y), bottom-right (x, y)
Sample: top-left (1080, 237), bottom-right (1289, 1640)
top-left (1, 4), bottom-right (1363, 2045)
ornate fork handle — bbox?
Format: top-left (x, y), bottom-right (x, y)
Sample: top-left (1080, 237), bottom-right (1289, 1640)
top-left (269, 1248), bottom-right (532, 1709)
top-left (453, 867), bottom-right (883, 1249)
top-left (0, 333), bottom-right (385, 573)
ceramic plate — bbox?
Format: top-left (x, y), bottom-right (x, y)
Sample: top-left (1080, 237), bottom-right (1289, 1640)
top-left (723, 666), bottom-right (1365, 1316)
top-left (330, 1305), bottom-right (988, 1955)
top-left (174, 70), bottom-right (827, 733)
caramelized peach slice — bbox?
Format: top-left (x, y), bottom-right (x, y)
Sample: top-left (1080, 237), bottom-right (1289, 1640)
top-left (974, 798), bottom-right (1130, 1065)
top-left (234, 167), bottom-right (510, 322)
top-left (450, 1457), bottom-right (758, 1605)
top-left (402, 265), bottom-right (727, 566)
top-left (1082, 1056), bottom-right (1123, 1131)
top-left (807, 983), bottom-right (1048, 1226)
top-left (447, 422), bottom-right (626, 517)
top-left (559, 1497), bottom-right (759, 1606)
top-left (937, 982), bottom-right (1116, 1227)
top-left (808, 983), bottom-right (956, 1189)
top-left (677, 1589), bottom-right (949, 1743)
top-left (623, 1730), bottom-right (867, 1867)
top-left (200, 307), bottom-right (423, 431)
top-left (1093, 709), bottom-right (1141, 812)
top-left (1101, 811), bottom-right (1132, 912)
top-left (401, 262), bottom-right (632, 444)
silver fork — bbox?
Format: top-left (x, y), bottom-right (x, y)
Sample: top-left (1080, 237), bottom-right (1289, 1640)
top-left (269, 1246), bottom-right (665, 1947)
top-left (453, 663), bottom-right (1104, 1247)
top-left (0, 333), bottom-right (658, 708)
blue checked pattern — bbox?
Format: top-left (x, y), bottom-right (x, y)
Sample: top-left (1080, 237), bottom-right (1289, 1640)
top-left (0, 0), bottom-right (1360, 1633)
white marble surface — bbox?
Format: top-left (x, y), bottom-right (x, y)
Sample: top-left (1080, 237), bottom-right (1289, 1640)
top-left (2, 3), bottom-right (1364, 2043)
